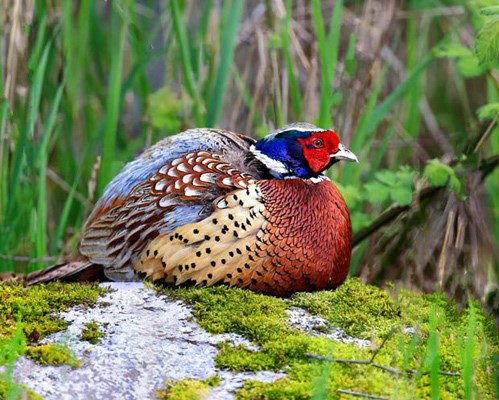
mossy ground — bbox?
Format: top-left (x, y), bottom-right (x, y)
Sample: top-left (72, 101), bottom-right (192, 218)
top-left (0, 280), bottom-right (496, 399)
top-left (0, 282), bottom-right (107, 399)
top-left (158, 278), bottom-right (498, 399)
top-left (80, 321), bottom-right (105, 345)
top-left (156, 376), bottom-right (220, 400)
top-left (25, 344), bottom-right (81, 368)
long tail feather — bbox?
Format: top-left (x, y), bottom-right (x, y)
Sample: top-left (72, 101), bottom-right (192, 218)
top-left (26, 261), bottom-right (104, 285)
top-left (0, 272), bottom-right (26, 284)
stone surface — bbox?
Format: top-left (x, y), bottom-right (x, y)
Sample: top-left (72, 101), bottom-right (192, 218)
top-left (14, 282), bottom-right (284, 400)
top-left (286, 307), bottom-right (371, 347)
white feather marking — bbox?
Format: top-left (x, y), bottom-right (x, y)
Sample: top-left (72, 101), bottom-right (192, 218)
top-left (184, 187), bottom-right (202, 197)
top-left (159, 196), bottom-right (172, 208)
top-left (182, 174), bottom-right (194, 184)
top-left (171, 158), bottom-right (183, 166)
top-left (222, 177), bottom-right (233, 186)
top-left (249, 145), bottom-right (289, 176)
top-left (155, 178), bottom-right (169, 191)
top-left (200, 173), bottom-right (216, 183)
top-left (174, 180), bottom-right (181, 190)
top-left (167, 168), bottom-right (179, 178)
top-left (217, 199), bottom-right (228, 208)
top-left (308, 175), bottom-right (329, 184)
top-left (193, 164), bottom-right (204, 173)
top-left (159, 165), bottom-right (169, 174)
top-left (177, 163), bottom-right (189, 173)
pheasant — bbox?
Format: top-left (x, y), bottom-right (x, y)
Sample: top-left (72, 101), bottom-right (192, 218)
top-left (25, 123), bottom-right (358, 297)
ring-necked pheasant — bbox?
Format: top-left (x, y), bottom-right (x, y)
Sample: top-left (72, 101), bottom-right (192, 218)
top-left (25, 123), bottom-right (358, 296)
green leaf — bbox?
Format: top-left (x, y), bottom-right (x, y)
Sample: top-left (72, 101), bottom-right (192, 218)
top-left (390, 187), bottom-right (413, 206)
top-left (480, 6), bottom-right (499, 16)
top-left (396, 167), bottom-right (416, 188)
top-left (424, 159), bottom-right (452, 187)
top-left (350, 212), bottom-right (370, 232)
top-left (435, 42), bottom-right (472, 58)
top-left (469, 0), bottom-right (499, 13)
top-left (423, 159), bottom-right (461, 193)
top-left (364, 182), bottom-right (390, 203)
top-left (475, 16), bottom-right (499, 64)
top-left (477, 102), bottom-right (499, 120)
top-left (146, 87), bottom-right (188, 131)
top-left (336, 183), bottom-right (361, 208)
top-left (375, 170), bottom-right (398, 186)
top-left (457, 55), bottom-right (486, 77)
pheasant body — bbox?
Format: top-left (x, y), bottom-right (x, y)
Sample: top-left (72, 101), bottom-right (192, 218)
top-left (27, 123), bottom-right (358, 296)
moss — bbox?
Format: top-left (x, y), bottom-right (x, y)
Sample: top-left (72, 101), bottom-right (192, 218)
top-left (25, 343), bottom-right (82, 368)
top-left (0, 281), bottom-right (107, 397)
top-left (156, 376), bottom-right (220, 400)
top-left (290, 278), bottom-right (401, 339)
top-left (157, 278), bottom-right (498, 399)
top-left (0, 281), bottom-right (108, 340)
top-left (80, 321), bottom-right (105, 344)
top-left (0, 380), bottom-right (43, 400)
top-left (236, 378), bottom-right (310, 400)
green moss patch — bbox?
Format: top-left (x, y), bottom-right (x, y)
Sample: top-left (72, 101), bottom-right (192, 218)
top-left (0, 281), bottom-right (107, 398)
top-left (158, 278), bottom-right (498, 399)
top-left (156, 376), bottom-right (220, 400)
top-left (0, 381), bottom-right (43, 400)
top-left (290, 278), bottom-right (400, 339)
top-left (0, 281), bottom-right (107, 340)
top-left (25, 343), bottom-right (81, 368)
top-left (80, 321), bottom-right (105, 344)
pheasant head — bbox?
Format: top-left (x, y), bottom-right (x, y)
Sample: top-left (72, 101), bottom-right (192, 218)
top-left (250, 123), bottom-right (358, 179)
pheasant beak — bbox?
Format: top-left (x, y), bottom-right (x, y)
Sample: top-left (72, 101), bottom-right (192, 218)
top-left (332, 143), bottom-right (359, 163)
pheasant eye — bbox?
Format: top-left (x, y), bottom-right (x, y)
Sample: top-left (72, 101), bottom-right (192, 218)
top-left (312, 138), bottom-right (323, 148)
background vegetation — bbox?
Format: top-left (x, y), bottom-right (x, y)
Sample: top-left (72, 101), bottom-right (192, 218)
top-left (0, 0), bottom-right (498, 315)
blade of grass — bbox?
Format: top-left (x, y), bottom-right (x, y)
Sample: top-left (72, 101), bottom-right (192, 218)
top-left (194, 0), bottom-right (213, 77)
top-left (27, 13), bottom-right (47, 74)
top-left (97, 8), bottom-right (127, 195)
top-left (403, 16), bottom-right (423, 143)
top-left (126, 1), bottom-right (152, 125)
top-left (341, 66), bottom-right (387, 185)
top-left (283, 0), bottom-right (303, 119)
top-left (0, 101), bottom-right (9, 220)
top-left (33, 84), bottom-right (64, 271)
top-left (426, 307), bottom-right (440, 400)
top-left (170, 0), bottom-right (202, 125)
top-left (52, 178), bottom-right (79, 256)
top-left (367, 50), bottom-right (435, 140)
top-left (205, 1), bottom-right (243, 127)
top-left (343, 46), bottom-right (437, 186)
top-left (7, 38), bottom-right (51, 214)
top-left (460, 302), bottom-right (476, 400)
top-left (367, 109), bottom-right (400, 181)
top-left (311, 0), bottom-right (343, 127)
top-left (311, 355), bottom-right (333, 400)
top-left (232, 67), bottom-right (263, 128)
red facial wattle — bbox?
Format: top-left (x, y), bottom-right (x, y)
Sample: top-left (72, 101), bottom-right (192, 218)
top-left (298, 130), bottom-right (340, 173)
